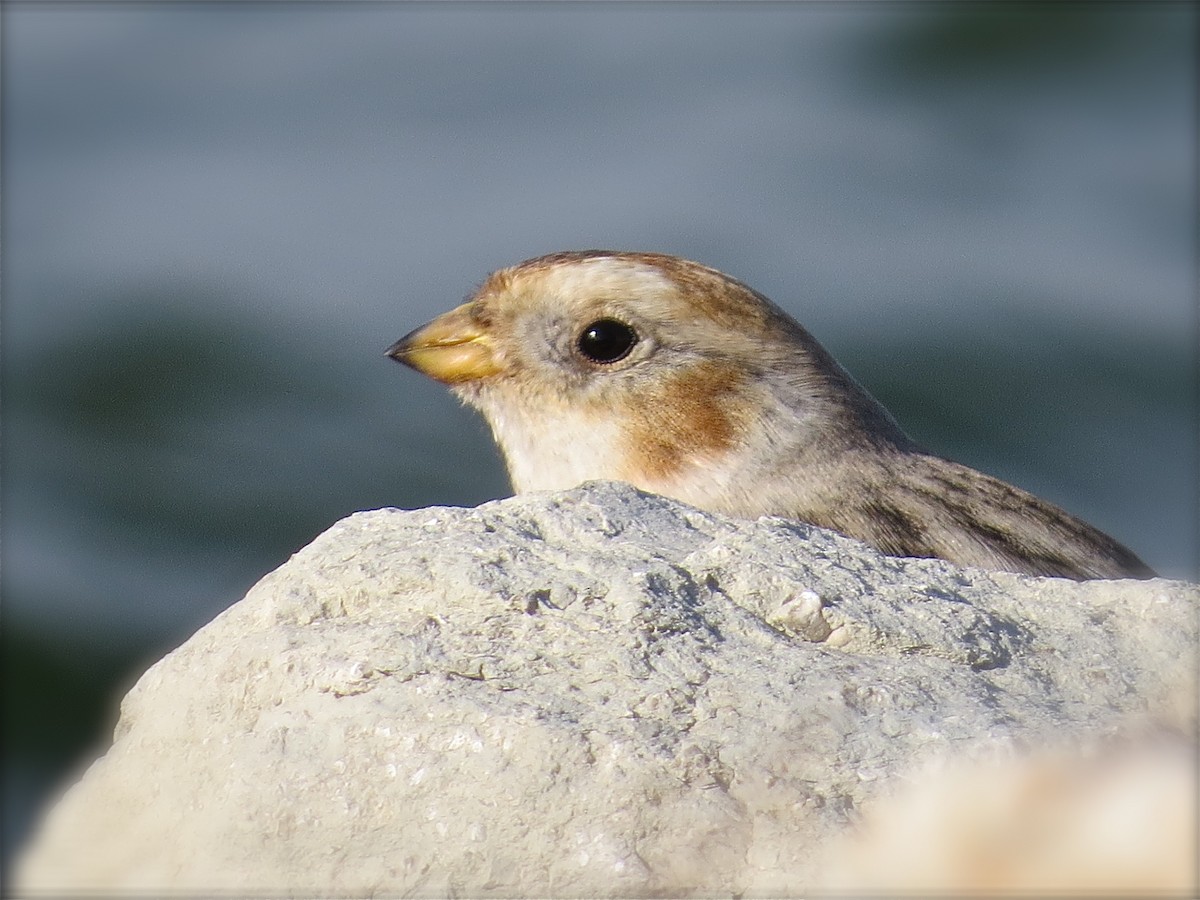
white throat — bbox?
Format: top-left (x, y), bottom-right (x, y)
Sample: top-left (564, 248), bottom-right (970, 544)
top-left (473, 395), bottom-right (629, 493)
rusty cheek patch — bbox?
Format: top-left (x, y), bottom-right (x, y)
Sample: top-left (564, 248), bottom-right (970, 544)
top-left (618, 361), bottom-right (747, 483)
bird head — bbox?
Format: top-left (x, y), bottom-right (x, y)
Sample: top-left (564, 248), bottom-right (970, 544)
top-left (388, 250), bottom-right (909, 513)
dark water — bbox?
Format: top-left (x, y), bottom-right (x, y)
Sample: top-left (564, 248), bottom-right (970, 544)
top-left (3, 4), bottom-right (1195, 864)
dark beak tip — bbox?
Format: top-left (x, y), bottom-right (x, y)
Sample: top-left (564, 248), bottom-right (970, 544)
top-left (385, 336), bottom-right (411, 361)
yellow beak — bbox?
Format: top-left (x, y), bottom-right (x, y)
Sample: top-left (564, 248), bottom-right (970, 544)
top-left (386, 303), bottom-right (503, 384)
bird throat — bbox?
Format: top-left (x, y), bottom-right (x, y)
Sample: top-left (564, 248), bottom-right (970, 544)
top-left (470, 392), bottom-right (634, 494)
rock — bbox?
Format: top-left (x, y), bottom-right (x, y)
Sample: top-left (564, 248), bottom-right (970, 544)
top-left (15, 481), bottom-right (1197, 895)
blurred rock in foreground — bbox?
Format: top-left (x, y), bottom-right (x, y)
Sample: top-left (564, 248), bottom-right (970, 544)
top-left (16, 482), bottom-right (1197, 895)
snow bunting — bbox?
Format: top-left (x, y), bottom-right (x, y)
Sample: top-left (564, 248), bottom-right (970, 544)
top-left (388, 251), bottom-right (1153, 580)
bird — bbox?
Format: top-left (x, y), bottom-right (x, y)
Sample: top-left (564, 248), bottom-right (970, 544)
top-left (387, 250), bottom-right (1154, 580)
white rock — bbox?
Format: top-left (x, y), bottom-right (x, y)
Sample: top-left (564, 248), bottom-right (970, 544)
top-left (15, 482), bottom-right (1197, 895)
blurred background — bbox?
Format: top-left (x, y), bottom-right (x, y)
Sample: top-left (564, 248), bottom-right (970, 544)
top-left (3, 2), bottom-right (1195, 864)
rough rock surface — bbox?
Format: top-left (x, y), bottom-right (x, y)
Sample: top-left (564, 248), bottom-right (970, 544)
top-left (16, 482), bottom-right (1197, 895)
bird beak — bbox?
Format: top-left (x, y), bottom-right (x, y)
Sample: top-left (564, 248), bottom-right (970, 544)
top-left (386, 302), bottom-right (503, 384)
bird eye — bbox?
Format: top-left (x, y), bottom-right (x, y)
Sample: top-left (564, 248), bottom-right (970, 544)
top-left (576, 318), bottom-right (638, 364)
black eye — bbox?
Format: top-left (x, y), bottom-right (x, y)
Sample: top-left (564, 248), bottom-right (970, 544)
top-left (576, 318), bottom-right (638, 364)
